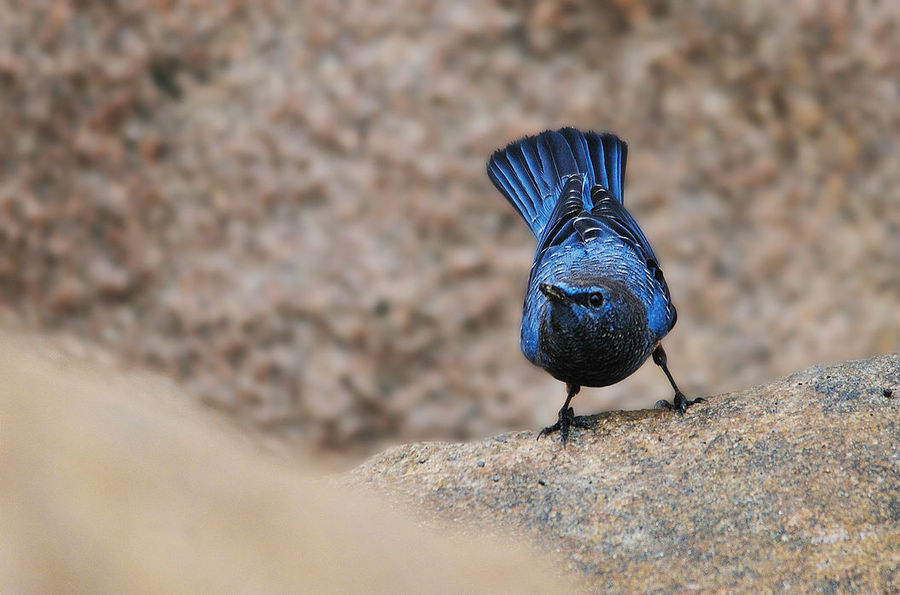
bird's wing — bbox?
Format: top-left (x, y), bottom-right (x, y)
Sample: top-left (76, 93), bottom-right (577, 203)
top-left (574, 185), bottom-right (658, 261)
top-left (573, 185), bottom-right (677, 326)
top-left (534, 175), bottom-right (586, 257)
top-left (523, 175), bottom-right (591, 287)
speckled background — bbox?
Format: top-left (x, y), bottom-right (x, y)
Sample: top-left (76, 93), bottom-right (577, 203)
top-left (1, 1), bottom-right (898, 456)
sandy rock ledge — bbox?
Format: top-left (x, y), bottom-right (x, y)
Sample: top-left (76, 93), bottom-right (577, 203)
top-left (351, 354), bottom-right (900, 592)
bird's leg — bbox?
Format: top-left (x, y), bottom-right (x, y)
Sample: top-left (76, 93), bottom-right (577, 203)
top-left (537, 383), bottom-right (590, 447)
top-left (653, 345), bottom-right (705, 415)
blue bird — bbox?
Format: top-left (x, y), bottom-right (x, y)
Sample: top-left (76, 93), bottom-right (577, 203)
top-left (486, 128), bottom-right (704, 446)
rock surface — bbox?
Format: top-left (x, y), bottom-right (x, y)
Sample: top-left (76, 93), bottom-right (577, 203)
top-left (352, 355), bottom-right (900, 592)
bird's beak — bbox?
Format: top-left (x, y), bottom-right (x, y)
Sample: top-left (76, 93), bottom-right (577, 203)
top-left (539, 283), bottom-right (569, 303)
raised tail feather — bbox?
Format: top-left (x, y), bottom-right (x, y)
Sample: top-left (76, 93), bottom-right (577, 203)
top-left (486, 127), bottom-right (627, 238)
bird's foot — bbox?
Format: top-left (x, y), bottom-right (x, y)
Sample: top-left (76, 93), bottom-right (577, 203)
top-left (655, 391), bottom-right (706, 415)
top-left (537, 406), bottom-right (591, 447)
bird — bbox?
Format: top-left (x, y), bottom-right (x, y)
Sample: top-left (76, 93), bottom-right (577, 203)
top-left (486, 127), bottom-right (704, 447)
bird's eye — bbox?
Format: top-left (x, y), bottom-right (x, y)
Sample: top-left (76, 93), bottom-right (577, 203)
top-left (588, 293), bottom-right (603, 308)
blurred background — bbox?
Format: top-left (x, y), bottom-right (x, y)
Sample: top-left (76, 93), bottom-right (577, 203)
top-left (1, 0), bottom-right (898, 460)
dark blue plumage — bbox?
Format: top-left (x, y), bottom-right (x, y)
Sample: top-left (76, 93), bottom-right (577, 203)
top-left (487, 128), bottom-right (703, 446)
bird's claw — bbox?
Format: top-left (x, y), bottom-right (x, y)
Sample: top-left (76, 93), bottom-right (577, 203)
top-left (537, 406), bottom-right (591, 447)
top-left (656, 391), bottom-right (706, 415)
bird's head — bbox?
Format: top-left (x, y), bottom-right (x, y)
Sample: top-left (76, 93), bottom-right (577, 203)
top-left (538, 279), bottom-right (648, 342)
top-left (535, 277), bottom-right (653, 385)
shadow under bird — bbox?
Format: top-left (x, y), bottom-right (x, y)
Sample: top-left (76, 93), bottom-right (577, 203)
top-left (487, 128), bottom-right (704, 446)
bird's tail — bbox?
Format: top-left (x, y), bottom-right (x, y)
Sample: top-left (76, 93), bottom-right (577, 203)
top-left (486, 127), bottom-right (627, 238)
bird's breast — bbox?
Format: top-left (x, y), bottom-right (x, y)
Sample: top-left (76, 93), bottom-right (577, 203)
top-left (533, 301), bottom-right (654, 388)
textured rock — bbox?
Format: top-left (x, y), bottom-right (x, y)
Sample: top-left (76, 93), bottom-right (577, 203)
top-left (352, 355), bottom-right (900, 592)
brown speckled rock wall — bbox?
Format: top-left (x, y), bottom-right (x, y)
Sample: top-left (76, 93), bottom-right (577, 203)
top-left (1, 2), bottom-right (898, 454)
